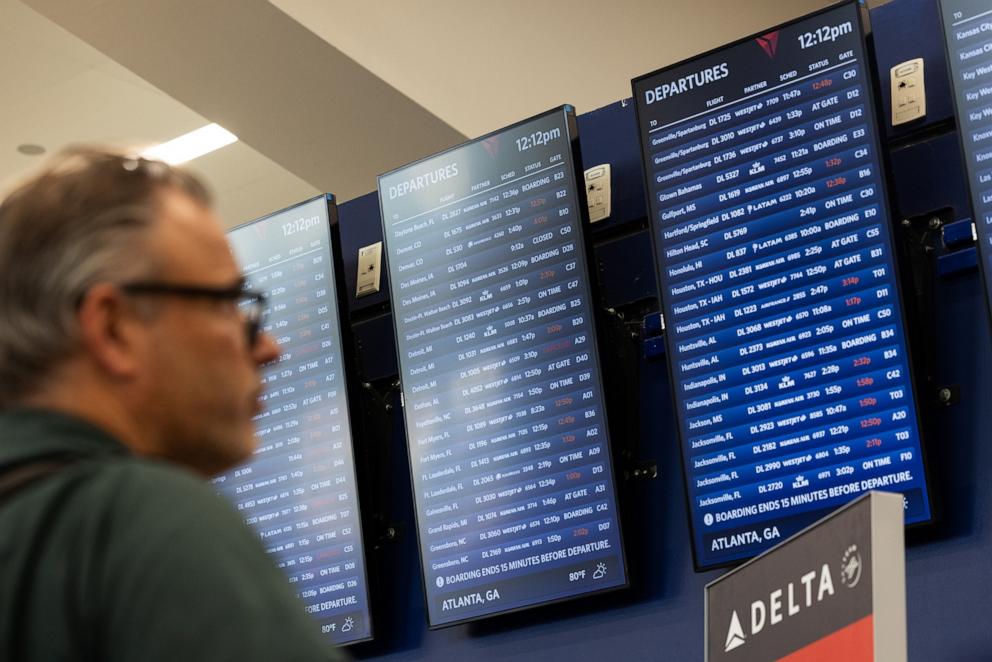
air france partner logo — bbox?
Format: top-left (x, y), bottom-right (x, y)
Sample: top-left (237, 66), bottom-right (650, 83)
top-left (723, 562), bottom-right (836, 653)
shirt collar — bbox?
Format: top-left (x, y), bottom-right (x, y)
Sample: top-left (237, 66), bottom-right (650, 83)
top-left (0, 408), bottom-right (130, 468)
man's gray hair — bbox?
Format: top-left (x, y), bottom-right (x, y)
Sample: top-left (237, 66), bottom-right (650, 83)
top-left (0, 147), bottom-right (212, 407)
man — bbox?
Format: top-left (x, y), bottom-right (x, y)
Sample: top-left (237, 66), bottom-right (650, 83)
top-left (0, 148), bottom-right (347, 661)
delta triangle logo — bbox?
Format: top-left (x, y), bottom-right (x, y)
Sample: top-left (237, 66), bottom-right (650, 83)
top-left (481, 136), bottom-right (501, 158)
top-left (724, 610), bottom-right (746, 652)
top-left (756, 30), bottom-right (780, 58)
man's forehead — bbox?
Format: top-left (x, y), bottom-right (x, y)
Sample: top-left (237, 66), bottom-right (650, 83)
top-left (147, 189), bottom-right (239, 280)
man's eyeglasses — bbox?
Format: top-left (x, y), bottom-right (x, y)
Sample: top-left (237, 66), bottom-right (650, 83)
top-left (119, 281), bottom-right (268, 346)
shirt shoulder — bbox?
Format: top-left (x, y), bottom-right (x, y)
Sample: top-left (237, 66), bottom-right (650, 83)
top-left (80, 459), bottom-right (346, 662)
top-left (97, 458), bottom-right (255, 541)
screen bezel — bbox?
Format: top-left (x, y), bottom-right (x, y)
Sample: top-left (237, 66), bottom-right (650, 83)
top-left (377, 105), bottom-right (630, 629)
top-left (937, 0), bottom-right (992, 330)
top-left (227, 193), bottom-right (376, 645)
top-left (631, 0), bottom-right (935, 572)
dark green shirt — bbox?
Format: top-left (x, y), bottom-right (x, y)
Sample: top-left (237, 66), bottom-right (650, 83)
top-left (0, 409), bottom-right (347, 662)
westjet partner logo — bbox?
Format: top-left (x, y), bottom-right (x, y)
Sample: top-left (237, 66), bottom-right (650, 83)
top-left (722, 545), bottom-right (862, 653)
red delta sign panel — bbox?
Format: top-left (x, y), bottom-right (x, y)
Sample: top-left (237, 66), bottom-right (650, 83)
top-left (705, 492), bottom-right (906, 661)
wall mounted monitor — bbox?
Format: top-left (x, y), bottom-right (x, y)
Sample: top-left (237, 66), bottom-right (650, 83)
top-left (940, 0), bottom-right (992, 319)
top-left (214, 195), bottom-right (372, 644)
top-left (632, 1), bottom-right (932, 570)
top-left (378, 107), bottom-right (627, 627)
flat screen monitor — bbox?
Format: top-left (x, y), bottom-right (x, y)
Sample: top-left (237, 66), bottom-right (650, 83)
top-left (378, 106), bottom-right (627, 627)
top-left (940, 0), bottom-right (992, 320)
top-left (214, 195), bottom-right (372, 644)
top-left (632, 1), bottom-right (933, 570)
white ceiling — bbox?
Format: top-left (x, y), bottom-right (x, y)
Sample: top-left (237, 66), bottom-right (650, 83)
top-left (6, 0), bottom-right (886, 228)
top-left (0, 0), bottom-right (319, 228)
top-left (20, 0), bottom-right (467, 210)
top-left (268, 0), bottom-right (831, 138)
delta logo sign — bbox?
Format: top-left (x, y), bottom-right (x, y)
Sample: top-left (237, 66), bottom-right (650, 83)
top-left (723, 544), bottom-right (865, 657)
top-left (755, 31), bottom-right (780, 58)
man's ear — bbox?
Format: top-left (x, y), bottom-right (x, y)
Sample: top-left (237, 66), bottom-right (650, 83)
top-left (76, 283), bottom-right (147, 380)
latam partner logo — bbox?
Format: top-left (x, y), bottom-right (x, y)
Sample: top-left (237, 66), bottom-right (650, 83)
top-left (723, 545), bottom-right (862, 653)
top-left (755, 31), bottom-right (780, 58)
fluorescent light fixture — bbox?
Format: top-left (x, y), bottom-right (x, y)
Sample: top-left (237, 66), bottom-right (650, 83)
top-left (141, 123), bottom-right (237, 165)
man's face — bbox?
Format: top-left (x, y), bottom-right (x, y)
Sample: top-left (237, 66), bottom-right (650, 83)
top-left (134, 188), bottom-right (279, 475)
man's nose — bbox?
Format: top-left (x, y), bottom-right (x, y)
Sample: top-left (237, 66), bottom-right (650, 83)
top-left (252, 331), bottom-right (281, 366)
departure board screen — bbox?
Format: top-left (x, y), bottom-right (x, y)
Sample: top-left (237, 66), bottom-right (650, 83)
top-left (633, 1), bottom-right (932, 570)
top-left (940, 0), bottom-right (992, 319)
top-left (379, 107), bottom-right (627, 627)
top-left (213, 196), bottom-right (372, 644)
